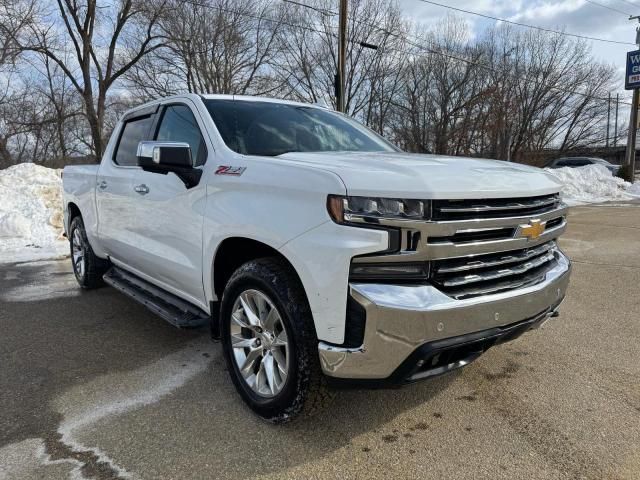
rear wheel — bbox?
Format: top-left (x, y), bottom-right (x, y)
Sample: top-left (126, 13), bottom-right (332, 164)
top-left (220, 258), bottom-right (333, 423)
top-left (69, 216), bottom-right (108, 289)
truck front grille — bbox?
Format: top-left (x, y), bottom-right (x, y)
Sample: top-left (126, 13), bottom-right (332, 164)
top-left (431, 241), bottom-right (559, 299)
top-left (349, 193), bottom-right (567, 300)
top-left (432, 194), bottom-right (560, 221)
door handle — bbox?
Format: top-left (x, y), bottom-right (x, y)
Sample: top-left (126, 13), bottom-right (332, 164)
top-left (134, 184), bottom-right (149, 195)
top-left (97, 180), bottom-right (107, 190)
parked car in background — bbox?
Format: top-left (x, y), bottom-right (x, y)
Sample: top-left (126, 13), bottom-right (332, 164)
top-left (546, 156), bottom-right (620, 175)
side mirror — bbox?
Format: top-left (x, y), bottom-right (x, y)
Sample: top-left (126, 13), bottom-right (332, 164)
top-left (137, 141), bottom-right (193, 169)
top-left (136, 141), bottom-right (202, 188)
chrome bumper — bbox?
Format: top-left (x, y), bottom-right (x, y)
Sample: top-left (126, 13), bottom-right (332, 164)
top-left (318, 252), bottom-right (571, 380)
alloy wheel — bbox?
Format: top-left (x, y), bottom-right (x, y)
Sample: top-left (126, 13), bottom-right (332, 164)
top-left (71, 228), bottom-right (85, 278)
top-left (230, 289), bottom-right (290, 397)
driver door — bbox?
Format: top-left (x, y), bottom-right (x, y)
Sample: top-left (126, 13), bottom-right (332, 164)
top-left (126, 101), bottom-right (209, 308)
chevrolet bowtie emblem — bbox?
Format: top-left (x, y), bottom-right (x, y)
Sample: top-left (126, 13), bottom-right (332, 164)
top-left (518, 219), bottom-right (546, 240)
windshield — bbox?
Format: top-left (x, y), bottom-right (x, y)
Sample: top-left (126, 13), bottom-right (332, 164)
top-left (204, 99), bottom-right (398, 156)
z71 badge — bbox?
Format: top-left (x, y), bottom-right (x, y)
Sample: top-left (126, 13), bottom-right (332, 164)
top-left (215, 165), bottom-right (246, 176)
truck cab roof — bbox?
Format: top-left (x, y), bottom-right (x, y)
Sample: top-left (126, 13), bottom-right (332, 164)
top-left (122, 93), bottom-right (327, 120)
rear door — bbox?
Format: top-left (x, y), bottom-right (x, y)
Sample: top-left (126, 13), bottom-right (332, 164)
top-left (96, 110), bottom-right (155, 266)
top-left (127, 101), bottom-right (209, 308)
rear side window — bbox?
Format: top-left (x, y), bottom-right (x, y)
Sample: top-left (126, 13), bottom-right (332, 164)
top-left (569, 159), bottom-right (591, 167)
top-left (556, 159), bottom-right (590, 167)
top-left (155, 105), bottom-right (207, 166)
top-left (114, 116), bottom-right (153, 166)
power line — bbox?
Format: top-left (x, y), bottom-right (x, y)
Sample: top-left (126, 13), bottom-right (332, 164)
top-left (281, 0), bottom-right (335, 16)
top-left (168, 0), bottom-right (337, 49)
top-left (346, 12), bottom-right (633, 105)
top-left (397, 36), bottom-right (632, 105)
top-left (413, 0), bottom-right (637, 46)
top-left (175, 0), bottom-right (631, 105)
top-left (615, 0), bottom-right (638, 8)
top-left (584, 0), bottom-right (632, 16)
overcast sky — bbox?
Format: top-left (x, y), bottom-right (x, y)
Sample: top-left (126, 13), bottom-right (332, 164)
top-left (397, 0), bottom-right (638, 97)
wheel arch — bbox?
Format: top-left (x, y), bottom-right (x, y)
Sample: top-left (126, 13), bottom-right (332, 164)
top-left (209, 236), bottom-right (314, 341)
top-left (65, 201), bottom-right (107, 261)
top-left (67, 202), bottom-right (82, 230)
top-left (212, 237), bottom-right (307, 302)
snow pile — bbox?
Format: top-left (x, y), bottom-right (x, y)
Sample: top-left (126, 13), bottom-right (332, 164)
top-left (544, 164), bottom-right (639, 205)
top-left (0, 163), bottom-right (68, 263)
top-left (627, 181), bottom-right (640, 197)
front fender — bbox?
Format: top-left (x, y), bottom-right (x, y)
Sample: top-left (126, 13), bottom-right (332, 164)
top-left (201, 158), bottom-right (349, 315)
top-left (278, 222), bottom-right (387, 344)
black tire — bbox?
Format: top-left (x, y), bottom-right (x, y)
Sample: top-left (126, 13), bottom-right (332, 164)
top-left (69, 216), bottom-right (108, 289)
top-left (220, 257), bottom-right (333, 423)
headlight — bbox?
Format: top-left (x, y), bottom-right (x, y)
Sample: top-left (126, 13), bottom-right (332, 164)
top-left (327, 195), bottom-right (428, 223)
top-left (327, 195), bottom-right (431, 282)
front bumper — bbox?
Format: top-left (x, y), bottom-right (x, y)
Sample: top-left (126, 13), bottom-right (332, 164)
top-left (318, 251), bottom-right (571, 383)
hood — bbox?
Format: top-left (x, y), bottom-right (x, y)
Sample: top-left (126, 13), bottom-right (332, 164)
top-left (277, 151), bottom-right (563, 199)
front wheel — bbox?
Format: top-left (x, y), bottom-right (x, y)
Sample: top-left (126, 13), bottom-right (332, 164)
top-left (220, 258), bottom-right (333, 423)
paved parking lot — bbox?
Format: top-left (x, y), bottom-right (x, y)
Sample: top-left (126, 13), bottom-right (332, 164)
top-left (1, 204), bottom-right (639, 480)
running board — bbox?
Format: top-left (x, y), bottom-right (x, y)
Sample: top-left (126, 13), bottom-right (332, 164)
top-left (103, 267), bottom-right (209, 328)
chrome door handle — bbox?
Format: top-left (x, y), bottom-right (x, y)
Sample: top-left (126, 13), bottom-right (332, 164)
top-left (97, 180), bottom-right (107, 190)
top-left (134, 184), bottom-right (149, 195)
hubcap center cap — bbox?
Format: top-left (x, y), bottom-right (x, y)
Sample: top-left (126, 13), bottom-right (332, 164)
top-left (258, 331), bottom-right (275, 349)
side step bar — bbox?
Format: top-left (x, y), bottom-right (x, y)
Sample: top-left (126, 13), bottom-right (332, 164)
top-left (103, 267), bottom-right (209, 328)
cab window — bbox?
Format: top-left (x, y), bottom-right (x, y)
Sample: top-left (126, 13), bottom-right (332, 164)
top-left (155, 105), bottom-right (207, 166)
top-left (113, 115), bottom-right (153, 166)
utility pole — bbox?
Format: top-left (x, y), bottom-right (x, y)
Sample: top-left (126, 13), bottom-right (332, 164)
top-left (287, 0), bottom-right (373, 113)
top-left (606, 92), bottom-right (611, 148)
top-left (625, 16), bottom-right (640, 183)
top-left (614, 93), bottom-right (619, 147)
top-left (625, 90), bottom-right (638, 182)
top-left (337, 0), bottom-right (347, 113)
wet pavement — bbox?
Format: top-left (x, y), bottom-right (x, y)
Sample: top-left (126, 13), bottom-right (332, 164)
top-left (1, 204), bottom-right (639, 479)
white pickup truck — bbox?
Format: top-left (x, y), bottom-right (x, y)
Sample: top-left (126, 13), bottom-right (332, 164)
top-left (62, 94), bottom-right (571, 422)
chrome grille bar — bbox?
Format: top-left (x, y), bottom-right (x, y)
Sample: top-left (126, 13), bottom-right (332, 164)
top-left (440, 270), bottom-right (549, 299)
top-left (436, 250), bottom-right (556, 287)
top-left (438, 197), bottom-right (558, 213)
top-left (423, 218), bottom-right (566, 260)
top-left (435, 242), bottom-right (556, 274)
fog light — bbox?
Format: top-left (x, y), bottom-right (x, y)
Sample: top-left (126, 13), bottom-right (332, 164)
top-left (349, 262), bottom-right (429, 281)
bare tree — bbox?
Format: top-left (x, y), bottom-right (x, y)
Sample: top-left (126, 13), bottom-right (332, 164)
top-left (275, 0), bottom-right (408, 118)
top-left (15, 0), bottom-right (166, 158)
top-left (0, 0), bottom-right (36, 65)
top-left (482, 28), bottom-right (617, 160)
top-left (0, 0), bottom-right (624, 168)
top-left (126, 0), bottom-right (284, 100)
top-left (391, 20), bottom-right (618, 159)
top-left (390, 17), bottom-right (486, 154)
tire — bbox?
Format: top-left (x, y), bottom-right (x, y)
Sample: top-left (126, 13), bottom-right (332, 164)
top-left (69, 216), bottom-right (108, 289)
top-left (220, 257), bottom-right (333, 423)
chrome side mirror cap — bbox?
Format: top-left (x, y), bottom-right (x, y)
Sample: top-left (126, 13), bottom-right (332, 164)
top-left (137, 141), bottom-right (193, 168)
